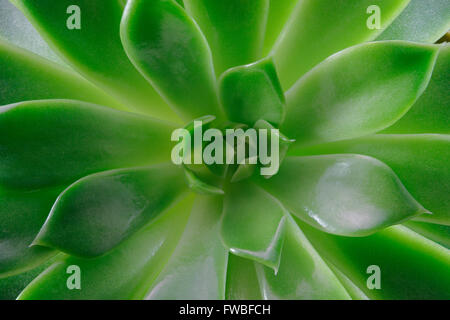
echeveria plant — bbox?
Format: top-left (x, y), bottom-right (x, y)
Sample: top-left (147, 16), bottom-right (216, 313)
top-left (0, 0), bottom-right (449, 300)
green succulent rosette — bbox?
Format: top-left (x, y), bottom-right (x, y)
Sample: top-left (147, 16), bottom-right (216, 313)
top-left (0, 0), bottom-right (449, 300)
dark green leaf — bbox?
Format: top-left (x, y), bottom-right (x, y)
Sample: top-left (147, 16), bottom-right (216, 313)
top-left (0, 100), bottom-right (175, 189)
top-left (18, 195), bottom-right (194, 299)
top-left (11, 0), bottom-right (175, 119)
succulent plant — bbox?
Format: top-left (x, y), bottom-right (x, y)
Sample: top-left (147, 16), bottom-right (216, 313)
top-left (0, 0), bottom-right (449, 300)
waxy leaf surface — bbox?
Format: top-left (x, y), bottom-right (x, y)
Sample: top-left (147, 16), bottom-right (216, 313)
top-left (0, 100), bottom-right (175, 189)
top-left (273, 0), bottom-right (410, 89)
top-left (33, 164), bottom-right (188, 257)
top-left (121, 0), bottom-right (222, 121)
top-left (257, 155), bottom-right (427, 236)
top-left (282, 42), bottom-right (439, 147)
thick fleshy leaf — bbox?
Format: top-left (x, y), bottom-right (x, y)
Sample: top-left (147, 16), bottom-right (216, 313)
top-left (326, 263), bottom-right (369, 300)
top-left (184, 0), bottom-right (269, 75)
top-left (383, 44), bottom-right (450, 134)
top-left (0, 40), bottom-right (119, 109)
top-left (121, 0), bottom-right (222, 121)
top-left (11, 0), bottom-right (174, 119)
top-left (0, 0), bottom-right (60, 62)
top-left (147, 196), bottom-right (228, 300)
top-left (0, 100), bottom-right (175, 189)
top-left (293, 134), bottom-right (450, 225)
top-left (219, 58), bottom-right (285, 127)
top-left (272, 0), bottom-right (410, 89)
top-left (377, 0), bottom-right (450, 43)
top-left (18, 195), bottom-right (193, 300)
top-left (299, 221), bottom-right (450, 299)
top-left (221, 182), bottom-right (287, 270)
top-left (404, 221), bottom-right (450, 249)
top-left (0, 256), bottom-right (56, 300)
top-left (262, 0), bottom-right (298, 55)
top-left (33, 164), bottom-right (188, 257)
top-left (0, 187), bottom-right (59, 277)
top-left (281, 41), bottom-right (439, 147)
top-left (256, 155), bottom-right (428, 236)
top-left (255, 218), bottom-right (350, 299)
top-left (225, 254), bottom-right (262, 300)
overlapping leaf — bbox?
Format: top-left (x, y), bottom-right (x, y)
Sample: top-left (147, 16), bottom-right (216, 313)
top-left (184, 0), bottom-right (269, 75)
top-left (256, 155), bottom-right (428, 236)
top-left (221, 182), bottom-right (287, 270)
top-left (377, 0), bottom-right (450, 43)
top-left (33, 164), bottom-right (188, 257)
top-left (0, 41), bottom-right (118, 108)
top-left (254, 218), bottom-right (350, 299)
top-left (273, 0), bottom-right (410, 89)
top-left (293, 134), bottom-right (450, 225)
top-left (147, 196), bottom-right (228, 300)
top-left (11, 0), bottom-right (174, 119)
top-left (0, 100), bottom-right (175, 189)
top-left (299, 221), bottom-right (450, 299)
top-left (121, 0), bottom-right (222, 121)
top-left (18, 196), bottom-right (193, 300)
top-left (282, 41), bottom-right (439, 147)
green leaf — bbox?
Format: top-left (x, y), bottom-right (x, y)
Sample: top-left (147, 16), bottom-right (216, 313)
top-left (254, 218), bottom-right (350, 299)
top-left (325, 263), bottom-right (369, 300)
top-left (121, 0), bottom-right (222, 121)
top-left (0, 0), bottom-right (60, 63)
top-left (221, 182), bottom-right (287, 270)
top-left (0, 187), bottom-right (59, 277)
top-left (262, 0), bottom-right (298, 55)
top-left (11, 0), bottom-right (175, 120)
top-left (219, 58), bottom-right (285, 127)
top-left (147, 196), bottom-right (228, 300)
top-left (0, 40), bottom-right (119, 109)
top-left (18, 195), bottom-right (194, 300)
top-left (383, 44), bottom-right (450, 134)
top-left (299, 221), bottom-right (450, 299)
top-left (225, 254), bottom-right (262, 300)
top-left (272, 0), bottom-right (410, 89)
top-left (0, 100), bottom-right (175, 189)
top-left (184, 0), bottom-right (269, 75)
top-left (256, 155), bottom-right (428, 236)
top-left (33, 164), bottom-right (188, 257)
top-left (0, 256), bottom-right (57, 300)
top-left (281, 41), bottom-right (439, 147)
top-left (377, 0), bottom-right (450, 43)
top-left (404, 221), bottom-right (450, 249)
top-left (293, 134), bottom-right (450, 225)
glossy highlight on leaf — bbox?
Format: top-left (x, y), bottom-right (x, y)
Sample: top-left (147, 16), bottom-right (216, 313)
top-left (33, 164), bottom-right (188, 257)
top-left (121, 0), bottom-right (222, 121)
top-left (273, 0), bottom-right (410, 89)
top-left (18, 196), bottom-right (193, 300)
top-left (282, 41), bottom-right (439, 147)
top-left (293, 134), bottom-right (450, 225)
top-left (256, 155), bottom-right (428, 236)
